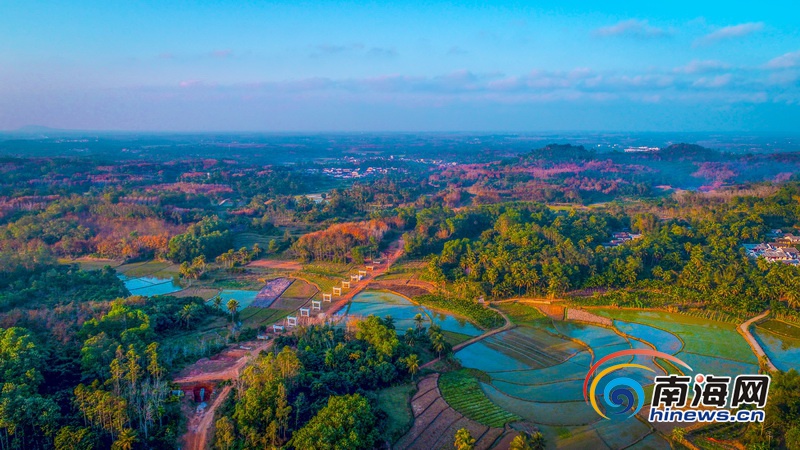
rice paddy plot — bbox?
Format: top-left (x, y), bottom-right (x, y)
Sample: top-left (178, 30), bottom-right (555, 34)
top-left (757, 319), bottom-right (800, 339)
top-left (489, 356), bottom-right (589, 384)
top-left (592, 342), bottom-right (635, 363)
top-left (346, 301), bottom-right (428, 324)
top-left (217, 289), bottom-right (258, 311)
top-left (752, 328), bottom-right (800, 372)
top-left (456, 342), bottom-right (532, 372)
top-left (438, 370), bottom-right (520, 427)
top-left (627, 338), bottom-right (662, 372)
top-left (352, 290), bottom-right (414, 305)
top-left (118, 274), bottom-right (182, 297)
top-left (537, 424), bottom-right (609, 450)
top-left (628, 432), bottom-right (671, 449)
top-left (512, 326), bottom-right (585, 358)
top-left (675, 352), bottom-right (759, 378)
top-left (615, 321), bottom-right (683, 355)
top-left (491, 378), bottom-right (587, 403)
top-left (423, 308), bottom-right (483, 336)
top-left (592, 419), bottom-right (657, 450)
top-left (553, 321), bottom-right (628, 348)
top-left (481, 383), bottom-right (600, 426)
top-left (482, 331), bottom-right (565, 369)
top-left (593, 309), bottom-right (756, 364)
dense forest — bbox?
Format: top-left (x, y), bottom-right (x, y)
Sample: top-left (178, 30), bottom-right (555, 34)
top-left (398, 184), bottom-right (800, 318)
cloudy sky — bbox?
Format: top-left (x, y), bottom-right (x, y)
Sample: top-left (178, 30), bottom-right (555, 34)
top-left (1, 0), bottom-right (799, 131)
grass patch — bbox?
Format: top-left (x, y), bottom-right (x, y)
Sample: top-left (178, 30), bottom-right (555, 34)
top-left (593, 309), bottom-right (756, 364)
top-left (758, 319), bottom-right (800, 339)
top-left (280, 279), bottom-right (318, 299)
top-left (496, 302), bottom-right (548, 326)
top-left (438, 370), bottom-right (520, 427)
top-left (233, 232), bottom-right (276, 249)
top-left (239, 307), bottom-right (292, 328)
top-left (375, 383), bottom-right (416, 443)
top-left (440, 330), bottom-right (472, 346)
top-left (117, 260), bottom-right (178, 277)
top-left (302, 262), bottom-right (355, 277)
top-left (294, 271), bottom-right (340, 300)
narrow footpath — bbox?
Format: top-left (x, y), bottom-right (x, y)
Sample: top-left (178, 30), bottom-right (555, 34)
top-left (738, 310), bottom-right (777, 372)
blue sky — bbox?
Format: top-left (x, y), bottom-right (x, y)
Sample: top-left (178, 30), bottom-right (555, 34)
top-left (1, 1), bottom-right (799, 131)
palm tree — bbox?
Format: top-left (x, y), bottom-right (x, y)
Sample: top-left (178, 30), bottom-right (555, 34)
top-left (227, 299), bottom-right (240, 323)
top-left (431, 333), bottom-right (445, 358)
top-left (413, 313), bottom-right (424, 335)
top-left (454, 428), bottom-right (475, 450)
top-left (180, 303), bottom-right (201, 329)
top-left (509, 431), bottom-right (546, 450)
top-left (405, 354), bottom-right (420, 380)
top-left (112, 429), bottom-right (137, 450)
top-left (671, 427), bottom-right (686, 444)
top-left (405, 328), bottom-right (416, 347)
top-left (213, 295), bottom-right (222, 310)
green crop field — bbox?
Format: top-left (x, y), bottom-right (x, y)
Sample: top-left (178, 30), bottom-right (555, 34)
top-left (295, 271), bottom-right (342, 300)
top-left (758, 319), bottom-right (800, 339)
top-left (280, 279), bottom-right (318, 299)
top-left (116, 260), bottom-right (179, 277)
top-left (496, 302), bottom-right (548, 326)
top-left (438, 370), bottom-right (520, 427)
top-left (233, 232), bottom-right (276, 249)
top-left (593, 309), bottom-right (756, 364)
top-left (239, 307), bottom-right (292, 328)
top-left (441, 330), bottom-right (472, 346)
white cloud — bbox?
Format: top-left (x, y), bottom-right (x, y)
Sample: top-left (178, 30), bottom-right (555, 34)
top-left (766, 50), bottom-right (800, 69)
top-left (594, 19), bottom-right (670, 38)
top-left (674, 60), bottom-right (731, 74)
top-left (694, 22), bottom-right (764, 46)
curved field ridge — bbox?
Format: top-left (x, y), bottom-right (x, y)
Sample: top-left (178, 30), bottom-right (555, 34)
top-left (395, 374), bottom-right (509, 450)
top-left (592, 309), bottom-right (757, 364)
top-left (614, 321), bottom-right (683, 355)
top-left (438, 370), bottom-right (520, 428)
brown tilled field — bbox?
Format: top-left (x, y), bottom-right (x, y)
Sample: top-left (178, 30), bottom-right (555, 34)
top-left (538, 304), bottom-right (566, 320)
top-left (395, 374), bottom-right (517, 450)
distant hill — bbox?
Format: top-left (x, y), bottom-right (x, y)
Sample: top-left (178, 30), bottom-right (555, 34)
top-left (525, 143), bottom-right (593, 161)
top-left (656, 143), bottom-right (720, 161)
top-left (14, 125), bottom-right (66, 133)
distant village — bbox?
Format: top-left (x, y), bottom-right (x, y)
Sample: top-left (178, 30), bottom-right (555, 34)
top-left (743, 230), bottom-right (800, 266)
top-left (603, 231), bottom-right (643, 247)
top-left (320, 166), bottom-right (406, 179)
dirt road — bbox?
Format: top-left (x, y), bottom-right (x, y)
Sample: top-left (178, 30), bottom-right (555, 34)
top-left (177, 238), bottom-right (405, 449)
top-left (325, 238), bottom-right (405, 316)
top-left (177, 339), bottom-right (273, 450)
